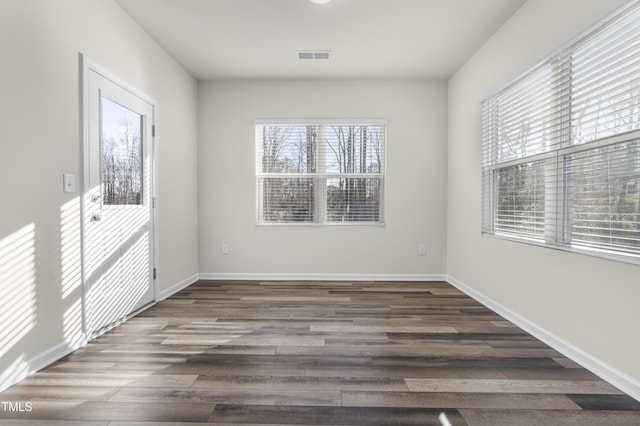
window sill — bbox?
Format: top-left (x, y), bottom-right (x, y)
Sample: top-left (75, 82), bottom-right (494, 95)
top-left (257, 222), bottom-right (386, 228)
top-left (482, 232), bottom-right (640, 267)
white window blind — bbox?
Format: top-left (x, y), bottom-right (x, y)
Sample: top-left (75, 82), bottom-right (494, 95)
top-left (256, 121), bottom-right (385, 225)
top-left (566, 139), bottom-right (640, 255)
top-left (482, 1), bottom-right (640, 262)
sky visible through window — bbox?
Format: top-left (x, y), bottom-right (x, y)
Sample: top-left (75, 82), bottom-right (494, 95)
top-left (101, 97), bottom-right (143, 205)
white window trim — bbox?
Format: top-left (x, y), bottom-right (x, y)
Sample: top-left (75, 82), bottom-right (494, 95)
top-left (255, 119), bottom-right (387, 227)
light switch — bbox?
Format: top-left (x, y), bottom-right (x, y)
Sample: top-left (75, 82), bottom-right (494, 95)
top-left (63, 174), bottom-right (76, 193)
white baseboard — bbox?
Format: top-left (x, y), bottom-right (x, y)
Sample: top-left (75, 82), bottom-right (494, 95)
top-left (158, 273), bottom-right (199, 300)
top-left (199, 272), bottom-right (447, 282)
top-left (446, 274), bottom-right (640, 402)
top-left (0, 334), bottom-right (86, 393)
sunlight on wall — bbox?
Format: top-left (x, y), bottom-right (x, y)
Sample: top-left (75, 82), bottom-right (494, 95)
top-left (60, 196), bottom-right (84, 346)
top-left (60, 197), bottom-right (82, 298)
top-left (0, 224), bottom-right (37, 358)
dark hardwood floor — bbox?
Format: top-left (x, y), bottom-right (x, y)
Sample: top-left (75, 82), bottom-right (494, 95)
top-left (1, 280), bottom-right (639, 425)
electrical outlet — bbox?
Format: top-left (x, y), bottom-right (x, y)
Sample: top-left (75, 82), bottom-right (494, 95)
top-left (222, 243), bottom-right (229, 255)
top-left (418, 243), bottom-right (427, 256)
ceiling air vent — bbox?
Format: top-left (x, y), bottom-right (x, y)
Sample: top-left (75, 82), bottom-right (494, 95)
top-left (297, 50), bottom-right (332, 60)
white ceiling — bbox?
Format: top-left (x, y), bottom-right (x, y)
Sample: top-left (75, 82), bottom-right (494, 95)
top-left (115, 0), bottom-right (526, 81)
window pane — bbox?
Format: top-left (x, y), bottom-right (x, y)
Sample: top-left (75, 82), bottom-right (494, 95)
top-left (102, 97), bottom-right (143, 205)
top-left (260, 125), bottom-right (317, 173)
top-left (495, 161), bottom-right (546, 239)
top-left (570, 7), bottom-right (640, 144)
top-left (261, 177), bottom-right (315, 223)
top-left (566, 140), bottom-right (640, 254)
top-left (491, 62), bottom-right (560, 163)
top-left (325, 125), bottom-right (383, 174)
top-left (326, 177), bottom-right (381, 223)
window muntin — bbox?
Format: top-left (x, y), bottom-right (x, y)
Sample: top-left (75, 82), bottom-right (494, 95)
top-left (256, 121), bottom-right (385, 225)
top-left (482, 2), bottom-right (640, 263)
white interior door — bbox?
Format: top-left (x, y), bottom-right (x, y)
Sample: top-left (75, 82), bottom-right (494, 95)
top-left (83, 64), bottom-right (155, 337)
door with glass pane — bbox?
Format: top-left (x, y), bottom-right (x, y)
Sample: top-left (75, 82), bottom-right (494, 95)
top-left (83, 64), bottom-right (155, 337)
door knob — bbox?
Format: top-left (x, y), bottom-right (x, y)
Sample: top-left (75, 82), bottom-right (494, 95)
top-left (91, 212), bottom-right (102, 222)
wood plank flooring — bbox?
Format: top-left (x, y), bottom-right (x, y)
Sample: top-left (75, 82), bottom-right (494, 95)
top-left (1, 280), bottom-right (639, 425)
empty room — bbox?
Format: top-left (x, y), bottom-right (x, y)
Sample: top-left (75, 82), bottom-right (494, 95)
top-left (0, 0), bottom-right (639, 424)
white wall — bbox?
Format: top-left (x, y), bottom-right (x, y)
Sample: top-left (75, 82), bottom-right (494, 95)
top-left (198, 80), bottom-right (447, 279)
top-left (0, 0), bottom-right (198, 388)
top-left (447, 0), bottom-right (640, 397)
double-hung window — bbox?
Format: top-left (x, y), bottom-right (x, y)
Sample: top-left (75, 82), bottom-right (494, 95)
top-left (256, 120), bottom-right (386, 226)
top-left (482, 1), bottom-right (640, 262)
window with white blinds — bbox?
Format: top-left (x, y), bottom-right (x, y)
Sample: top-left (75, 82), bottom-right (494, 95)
top-left (256, 120), bottom-right (385, 225)
top-left (482, 1), bottom-right (640, 263)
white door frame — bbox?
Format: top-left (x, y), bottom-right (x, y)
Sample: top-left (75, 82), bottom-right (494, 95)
top-left (80, 54), bottom-right (159, 338)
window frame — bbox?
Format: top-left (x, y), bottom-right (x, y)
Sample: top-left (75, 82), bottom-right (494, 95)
top-left (481, 1), bottom-right (640, 265)
top-left (255, 118), bottom-right (387, 227)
